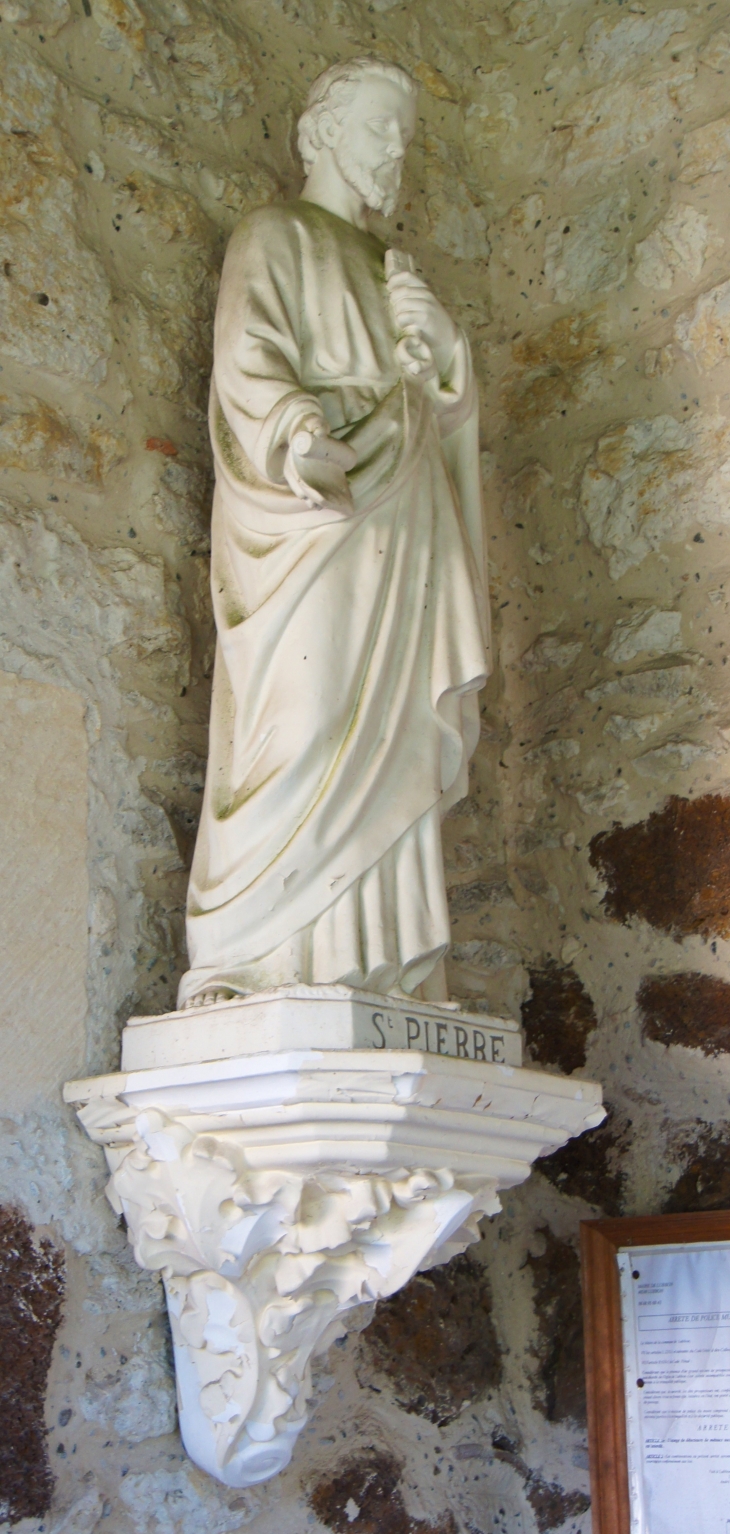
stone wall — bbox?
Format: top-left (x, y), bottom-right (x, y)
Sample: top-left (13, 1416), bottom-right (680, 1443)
top-left (2, 0), bottom-right (730, 1527)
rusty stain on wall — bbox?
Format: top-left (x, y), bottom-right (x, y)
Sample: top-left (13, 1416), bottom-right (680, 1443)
top-left (358, 1252), bottom-right (501, 1425)
top-left (308, 1448), bottom-right (457, 1534)
top-left (664, 1125), bottom-right (730, 1213)
top-left (536, 1114), bottom-right (628, 1216)
top-left (0, 1205), bottom-right (65, 1525)
top-left (639, 971), bottom-right (730, 1056)
top-left (590, 795), bottom-right (730, 938)
top-left (491, 1432), bottom-right (591, 1533)
top-left (524, 1476), bottom-right (591, 1534)
top-left (525, 1229), bottom-right (586, 1427)
top-left (521, 960), bottom-right (597, 1074)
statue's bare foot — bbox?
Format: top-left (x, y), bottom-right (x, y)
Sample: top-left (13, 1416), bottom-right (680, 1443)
top-left (180, 988), bottom-right (235, 1011)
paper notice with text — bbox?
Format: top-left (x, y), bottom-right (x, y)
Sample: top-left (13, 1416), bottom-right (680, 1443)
top-left (618, 1242), bottom-right (730, 1534)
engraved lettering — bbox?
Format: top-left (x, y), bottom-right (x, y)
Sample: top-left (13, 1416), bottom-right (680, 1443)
top-left (490, 1034), bottom-right (505, 1063)
top-left (371, 1011), bottom-right (386, 1049)
top-left (406, 1016), bottom-right (421, 1049)
top-left (423, 1018), bottom-right (431, 1053)
top-left (473, 1029), bottom-right (486, 1062)
top-left (454, 1025), bottom-right (468, 1059)
top-left (436, 1020), bottom-right (448, 1055)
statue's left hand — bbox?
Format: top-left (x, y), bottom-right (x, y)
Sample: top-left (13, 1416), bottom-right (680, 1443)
top-left (387, 270), bottom-right (459, 379)
top-left (283, 419), bottom-right (357, 515)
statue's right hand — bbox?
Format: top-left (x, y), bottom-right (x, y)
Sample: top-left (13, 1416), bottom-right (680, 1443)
top-left (284, 419), bottom-right (357, 515)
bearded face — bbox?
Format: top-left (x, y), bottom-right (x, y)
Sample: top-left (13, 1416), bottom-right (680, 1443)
top-left (333, 137), bottom-right (403, 217)
top-left (325, 76), bottom-right (416, 219)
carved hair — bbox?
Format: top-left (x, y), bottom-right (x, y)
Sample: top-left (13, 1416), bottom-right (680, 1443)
top-left (297, 56), bottom-right (416, 172)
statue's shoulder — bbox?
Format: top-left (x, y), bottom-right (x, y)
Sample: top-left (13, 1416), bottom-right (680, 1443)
top-left (225, 201), bottom-right (306, 257)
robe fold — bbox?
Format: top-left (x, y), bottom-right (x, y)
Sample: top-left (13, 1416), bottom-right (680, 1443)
top-left (178, 198), bottom-right (491, 1007)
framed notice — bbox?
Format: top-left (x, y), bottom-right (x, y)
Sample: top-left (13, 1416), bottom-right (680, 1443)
top-left (581, 1211), bottom-right (730, 1534)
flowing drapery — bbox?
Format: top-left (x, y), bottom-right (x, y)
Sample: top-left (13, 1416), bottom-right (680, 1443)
top-left (178, 200), bottom-right (490, 1006)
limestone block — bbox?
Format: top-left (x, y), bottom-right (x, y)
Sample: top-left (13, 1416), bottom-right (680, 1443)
top-left (633, 738), bottom-right (724, 777)
top-left (0, 394), bottom-right (126, 483)
top-left (92, 0), bottom-right (147, 56)
top-left (78, 1318), bottom-right (176, 1442)
top-left (582, 10), bottom-right (688, 82)
top-left (152, 460), bottom-right (212, 550)
top-left (699, 26), bottom-right (730, 72)
top-left (426, 182), bottom-right (489, 261)
top-left (413, 60), bottom-right (460, 103)
top-left (502, 314), bottom-right (623, 425)
top-left (645, 344), bottom-right (676, 376)
top-left (119, 1467), bottom-right (249, 1534)
top-left (129, 295), bottom-right (186, 403)
top-left (520, 634), bottom-right (583, 672)
top-left (154, 26), bottom-right (255, 122)
top-left (93, 549), bottom-right (191, 693)
top-left (424, 141), bottom-right (489, 260)
top-left (604, 713), bottom-right (664, 743)
top-left (586, 664), bottom-right (701, 705)
top-left (575, 778), bottom-right (629, 816)
top-left (0, 501), bottom-right (191, 697)
top-left (0, 34), bottom-right (60, 134)
top-left (675, 279), bottom-right (730, 369)
top-left (605, 607), bottom-right (683, 663)
top-left (465, 68), bottom-right (519, 154)
top-left (580, 414), bottom-right (730, 576)
top-left (560, 72), bottom-right (695, 183)
top-left (114, 173), bottom-right (214, 248)
top-left (679, 113), bottom-right (730, 181)
top-left (506, 0), bottom-right (573, 45)
top-left (0, 215), bottom-right (113, 382)
top-left (450, 940), bottom-right (522, 991)
top-left (0, 61), bottom-right (114, 382)
top-left (634, 204), bottom-right (712, 290)
top-left (0, 671), bottom-right (88, 1109)
top-left (544, 190), bottom-right (630, 304)
top-left (502, 461), bottom-right (552, 521)
top-left (0, 0), bottom-right (69, 31)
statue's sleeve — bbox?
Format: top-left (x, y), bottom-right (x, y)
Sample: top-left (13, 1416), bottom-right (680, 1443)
top-left (434, 331), bottom-right (489, 649)
top-left (212, 211), bottom-right (326, 484)
top-left (429, 330), bottom-right (477, 440)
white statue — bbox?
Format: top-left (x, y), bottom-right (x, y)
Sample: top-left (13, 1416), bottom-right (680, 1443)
top-left (178, 56), bottom-right (491, 1011)
top-left (67, 116), bottom-right (609, 1485)
top-left (64, 82), bottom-right (611, 1492)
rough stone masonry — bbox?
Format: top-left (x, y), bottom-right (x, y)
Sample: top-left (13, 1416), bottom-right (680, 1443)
top-left (2, 0), bottom-right (730, 1529)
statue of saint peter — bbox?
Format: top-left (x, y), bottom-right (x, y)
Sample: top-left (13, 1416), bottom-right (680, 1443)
top-left (178, 56), bottom-right (490, 1010)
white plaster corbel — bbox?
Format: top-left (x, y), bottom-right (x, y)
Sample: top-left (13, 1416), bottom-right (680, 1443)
top-left (65, 989), bottom-right (604, 1488)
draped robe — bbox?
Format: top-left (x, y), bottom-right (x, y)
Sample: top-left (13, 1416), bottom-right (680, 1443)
top-left (178, 198), bottom-right (491, 1008)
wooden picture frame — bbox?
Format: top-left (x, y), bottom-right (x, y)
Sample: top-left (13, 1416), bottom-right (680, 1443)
top-left (580, 1209), bottom-right (730, 1534)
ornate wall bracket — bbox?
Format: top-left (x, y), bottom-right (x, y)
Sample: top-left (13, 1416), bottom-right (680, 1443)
top-left (65, 989), bottom-right (604, 1488)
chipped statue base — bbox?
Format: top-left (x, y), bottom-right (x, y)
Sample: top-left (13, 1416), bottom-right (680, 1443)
top-left (65, 986), bottom-right (604, 1489)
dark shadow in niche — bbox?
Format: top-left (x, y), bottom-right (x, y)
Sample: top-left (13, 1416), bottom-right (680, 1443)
top-left (0, 1205), bottom-right (65, 1524)
top-left (356, 1250), bottom-right (502, 1426)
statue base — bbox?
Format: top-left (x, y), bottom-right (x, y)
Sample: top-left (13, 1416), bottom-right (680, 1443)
top-left (64, 987), bottom-right (603, 1489)
top-left (119, 983), bottom-right (523, 1070)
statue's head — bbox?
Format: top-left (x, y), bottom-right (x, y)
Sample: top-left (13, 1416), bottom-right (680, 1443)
top-left (298, 57), bottom-right (417, 218)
